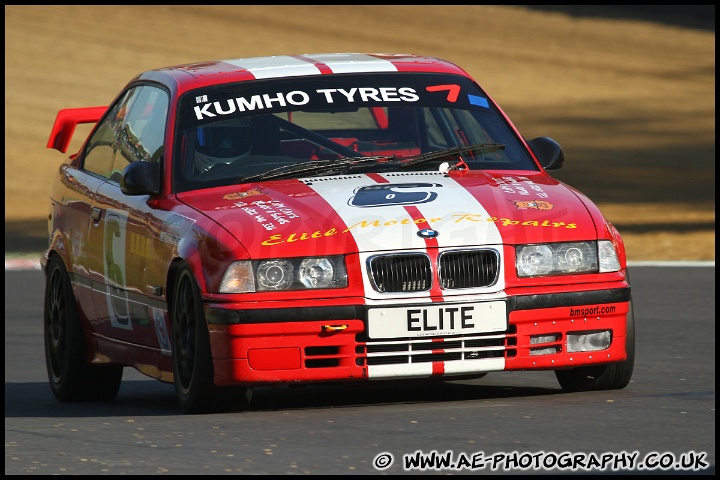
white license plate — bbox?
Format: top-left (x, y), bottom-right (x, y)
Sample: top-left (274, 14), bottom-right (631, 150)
top-left (367, 301), bottom-right (506, 339)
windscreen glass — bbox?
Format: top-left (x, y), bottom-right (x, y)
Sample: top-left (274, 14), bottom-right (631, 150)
top-left (173, 73), bottom-right (537, 192)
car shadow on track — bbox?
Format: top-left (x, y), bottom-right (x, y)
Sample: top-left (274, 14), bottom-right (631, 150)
top-left (5, 378), bottom-right (564, 418)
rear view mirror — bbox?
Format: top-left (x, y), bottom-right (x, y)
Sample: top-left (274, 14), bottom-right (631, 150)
top-left (120, 161), bottom-right (160, 196)
top-left (527, 137), bottom-right (564, 170)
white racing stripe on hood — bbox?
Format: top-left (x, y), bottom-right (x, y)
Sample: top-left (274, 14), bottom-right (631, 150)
top-left (305, 172), bottom-right (506, 301)
top-left (305, 172), bottom-right (503, 252)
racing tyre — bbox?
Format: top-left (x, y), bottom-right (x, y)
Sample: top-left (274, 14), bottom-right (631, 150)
top-left (555, 301), bottom-right (635, 392)
top-left (44, 256), bottom-right (123, 402)
top-left (171, 264), bottom-right (252, 414)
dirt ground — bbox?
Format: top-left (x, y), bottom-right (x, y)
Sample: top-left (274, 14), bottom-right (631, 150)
top-left (5, 6), bottom-right (715, 261)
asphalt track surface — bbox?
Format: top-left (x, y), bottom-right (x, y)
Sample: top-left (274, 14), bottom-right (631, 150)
top-left (4, 265), bottom-right (715, 475)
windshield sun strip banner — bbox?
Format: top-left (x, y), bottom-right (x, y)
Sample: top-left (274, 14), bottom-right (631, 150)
top-left (180, 73), bottom-right (489, 130)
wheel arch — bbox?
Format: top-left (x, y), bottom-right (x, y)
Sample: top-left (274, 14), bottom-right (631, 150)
top-left (165, 258), bottom-right (189, 319)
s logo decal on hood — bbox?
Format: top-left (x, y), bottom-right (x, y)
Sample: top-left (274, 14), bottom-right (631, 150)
top-left (349, 183), bottom-right (441, 207)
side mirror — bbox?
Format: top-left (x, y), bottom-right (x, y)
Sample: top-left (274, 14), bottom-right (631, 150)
top-left (526, 137), bottom-right (564, 171)
top-left (120, 161), bottom-right (160, 196)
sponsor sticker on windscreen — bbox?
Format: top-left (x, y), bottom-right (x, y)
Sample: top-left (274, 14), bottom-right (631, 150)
top-left (367, 301), bottom-right (506, 339)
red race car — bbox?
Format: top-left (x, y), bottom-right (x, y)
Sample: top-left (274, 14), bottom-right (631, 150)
top-left (43, 53), bottom-right (634, 413)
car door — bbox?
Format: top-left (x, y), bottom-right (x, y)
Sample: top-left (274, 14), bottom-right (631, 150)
top-left (50, 165), bottom-right (107, 328)
top-left (83, 85), bottom-right (173, 352)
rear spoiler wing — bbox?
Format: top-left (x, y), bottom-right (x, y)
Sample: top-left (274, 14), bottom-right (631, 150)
top-left (46, 106), bottom-right (108, 153)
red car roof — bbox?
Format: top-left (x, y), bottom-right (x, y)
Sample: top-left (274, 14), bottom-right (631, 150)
top-left (136, 53), bottom-right (473, 94)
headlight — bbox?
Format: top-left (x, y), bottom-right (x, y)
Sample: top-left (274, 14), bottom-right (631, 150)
top-left (515, 244), bottom-right (554, 276)
top-left (298, 258), bottom-right (336, 288)
top-left (516, 241), bottom-right (620, 277)
top-left (257, 260), bottom-right (294, 290)
top-left (219, 256), bottom-right (348, 293)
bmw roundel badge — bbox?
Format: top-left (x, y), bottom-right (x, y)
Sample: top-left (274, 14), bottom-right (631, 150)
top-left (417, 228), bottom-right (439, 238)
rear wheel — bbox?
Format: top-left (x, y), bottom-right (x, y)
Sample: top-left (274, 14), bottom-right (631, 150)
top-left (44, 256), bottom-right (123, 402)
top-left (555, 301), bottom-right (635, 392)
top-left (171, 264), bottom-right (252, 414)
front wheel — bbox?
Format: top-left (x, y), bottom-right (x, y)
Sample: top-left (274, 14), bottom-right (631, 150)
top-left (555, 301), bottom-right (635, 392)
top-left (44, 255), bottom-right (123, 402)
top-left (171, 264), bottom-right (252, 414)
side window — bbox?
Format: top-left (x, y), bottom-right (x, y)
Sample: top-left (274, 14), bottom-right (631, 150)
top-left (83, 102), bottom-right (123, 177)
top-left (83, 85), bottom-right (169, 181)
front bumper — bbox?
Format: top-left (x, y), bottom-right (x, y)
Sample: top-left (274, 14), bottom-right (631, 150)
top-left (207, 287), bottom-right (631, 386)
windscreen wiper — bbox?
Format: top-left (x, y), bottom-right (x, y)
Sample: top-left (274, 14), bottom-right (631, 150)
top-left (238, 156), bottom-right (393, 183)
top-left (398, 143), bottom-right (505, 169)
top-left (237, 144), bottom-right (505, 182)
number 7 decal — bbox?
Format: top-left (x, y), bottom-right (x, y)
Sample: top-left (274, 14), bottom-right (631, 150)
top-left (426, 84), bottom-right (461, 102)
